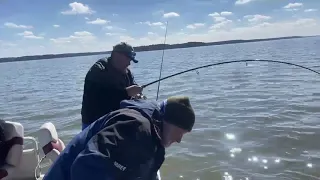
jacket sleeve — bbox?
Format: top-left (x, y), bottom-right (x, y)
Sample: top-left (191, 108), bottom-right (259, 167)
top-left (127, 69), bottom-right (146, 98)
top-left (70, 112), bottom-right (154, 180)
top-left (128, 69), bottom-right (138, 85)
top-left (0, 119), bottom-right (5, 143)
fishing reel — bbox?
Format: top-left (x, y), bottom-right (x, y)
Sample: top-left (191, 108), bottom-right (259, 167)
top-left (131, 94), bottom-right (147, 100)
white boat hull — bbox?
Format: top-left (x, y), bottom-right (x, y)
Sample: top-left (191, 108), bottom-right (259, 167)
top-left (2, 121), bottom-right (161, 180)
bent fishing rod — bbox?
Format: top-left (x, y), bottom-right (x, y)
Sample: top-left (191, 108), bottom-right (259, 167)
top-left (155, 21), bottom-right (169, 101)
top-left (141, 59), bottom-right (320, 88)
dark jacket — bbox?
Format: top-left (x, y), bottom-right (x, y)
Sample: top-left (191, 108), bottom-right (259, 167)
top-left (43, 99), bottom-right (165, 180)
top-left (81, 58), bottom-right (137, 125)
top-left (0, 119), bottom-right (6, 165)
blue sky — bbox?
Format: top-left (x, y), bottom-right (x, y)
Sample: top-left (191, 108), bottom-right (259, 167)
top-left (0, 0), bottom-right (319, 58)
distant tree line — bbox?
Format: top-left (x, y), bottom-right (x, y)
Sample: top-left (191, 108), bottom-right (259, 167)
top-left (0, 36), bottom-right (309, 63)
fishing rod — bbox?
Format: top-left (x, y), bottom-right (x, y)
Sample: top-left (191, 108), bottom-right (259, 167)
top-left (141, 59), bottom-right (320, 88)
top-left (155, 21), bottom-right (169, 101)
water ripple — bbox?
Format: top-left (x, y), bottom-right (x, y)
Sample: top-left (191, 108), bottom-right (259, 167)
top-left (1, 37), bottom-right (320, 179)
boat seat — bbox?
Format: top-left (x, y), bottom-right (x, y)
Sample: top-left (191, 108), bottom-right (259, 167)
top-left (0, 121), bottom-right (24, 180)
top-left (37, 122), bottom-right (65, 163)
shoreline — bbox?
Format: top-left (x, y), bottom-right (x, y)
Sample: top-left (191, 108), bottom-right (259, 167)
top-left (0, 35), bottom-right (317, 63)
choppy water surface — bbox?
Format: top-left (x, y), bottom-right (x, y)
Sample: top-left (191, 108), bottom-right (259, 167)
top-left (1, 37), bottom-right (320, 180)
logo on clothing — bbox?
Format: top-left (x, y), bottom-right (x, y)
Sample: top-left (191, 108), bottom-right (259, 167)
top-left (114, 161), bottom-right (127, 171)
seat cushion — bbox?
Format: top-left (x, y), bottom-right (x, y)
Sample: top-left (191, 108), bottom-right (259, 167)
top-left (2, 121), bottom-right (24, 166)
top-left (0, 121), bottom-right (24, 179)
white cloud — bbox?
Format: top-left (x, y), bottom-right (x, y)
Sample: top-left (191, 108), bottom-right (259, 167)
top-left (2, 13), bottom-right (320, 59)
top-left (17, 31), bottom-right (43, 39)
top-left (4, 22), bottom-right (33, 29)
top-left (106, 33), bottom-right (120, 36)
top-left (245, 14), bottom-right (272, 23)
top-left (137, 21), bottom-right (166, 29)
top-left (294, 18), bottom-right (317, 26)
top-left (209, 11), bottom-right (233, 17)
top-left (120, 33), bottom-right (166, 47)
top-left (119, 35), bottom-right (135, 42)
top-left (138, 21), bottom-right (164, 26)
top-left (127, 18), bottom-right (320, 47)
top-left (151, 22), bottom-right (163, 26)
top-left (50, 31), bottom-right (95, 44)
top-left (208, 12), bottom-right (233, 23)
top-left (86, 18), bottom-right (110, 25)
top-left (53, 25), bottom-right (60, 28)
top-left (186, 23), bottom-right (205, 29)
top-left (283, 3), bottom-right (303, 11)
top-left (50, 38), bottom-right (71, 44)
top-left (235, 0), bottom-right (255, 5)
top-left (187, 18), bottom-right (319, 43)
top-left (284, 3), bottom-right (303, 9)
top-left (104, 26), bottom-right (113, 30)
top-left (304, 9), bottom-right (318, 12)
top-left (208, 11), bottom-right (233, 17)
top-left (209, 20), bottom-right (233, 30)
top-left (220, 11), bottom-right (233, 16)
top-left (214, 16), bottom-right (227, 22)
top-left (61, 2), bottom-right (95, 15)
top-left (74, 31), bottom-right (92, 36)
top-left (93, 18), bottom-right (320, 47)
top-left (163, 12), bottom-right (180, 18)
top-left (137, 21), bottom-right (164, 26)
top-left (208, 12), bottom-right (220, 17)
top-left (104, 26), bottom-right (126, 31)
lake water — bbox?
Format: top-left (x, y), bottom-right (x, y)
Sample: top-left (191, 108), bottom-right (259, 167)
top-left (1, 37), bottom-right (320, 180)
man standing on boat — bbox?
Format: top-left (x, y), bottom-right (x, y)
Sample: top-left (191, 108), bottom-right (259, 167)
top-left (81, 42), bottom-right (143, 130)
top-left (43, 96), bottom-right (196, 180)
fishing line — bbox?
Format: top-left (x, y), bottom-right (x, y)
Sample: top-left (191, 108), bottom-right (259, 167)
top-left (142, 59), bottom-right (320, 88)
top-left (155, 21), bottom-right (169, 101)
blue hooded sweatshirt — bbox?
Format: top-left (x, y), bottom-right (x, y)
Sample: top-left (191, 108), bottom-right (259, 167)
top-left (43, 99), bottom-right (165, 180)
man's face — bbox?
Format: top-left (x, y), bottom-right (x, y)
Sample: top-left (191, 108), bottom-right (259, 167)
top-left (161, 121), bottom-right (189, 148)
top-left (112, 52), bottom-right (131, 72)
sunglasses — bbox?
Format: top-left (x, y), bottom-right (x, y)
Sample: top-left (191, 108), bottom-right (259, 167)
top-left (113, 51), bottom-right (138, 63)
top-left (124, 52), bottom-right (138, 63)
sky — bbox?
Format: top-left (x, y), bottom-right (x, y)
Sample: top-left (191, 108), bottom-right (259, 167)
top-left (0, 0), bottom-right (319, 58)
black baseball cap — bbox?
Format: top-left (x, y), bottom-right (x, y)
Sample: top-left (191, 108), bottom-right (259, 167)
top-left (112, 42), bottom-right (138, 63)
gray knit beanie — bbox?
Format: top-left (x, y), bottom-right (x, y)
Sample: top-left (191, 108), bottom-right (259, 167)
top-left (161, 96), bottom-right (195, 132)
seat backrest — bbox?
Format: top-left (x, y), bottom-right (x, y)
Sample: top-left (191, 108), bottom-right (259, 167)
top-left (0, 121), bottom-right (24, 179)
top-left (37, 122), bottom-right (65, 163)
